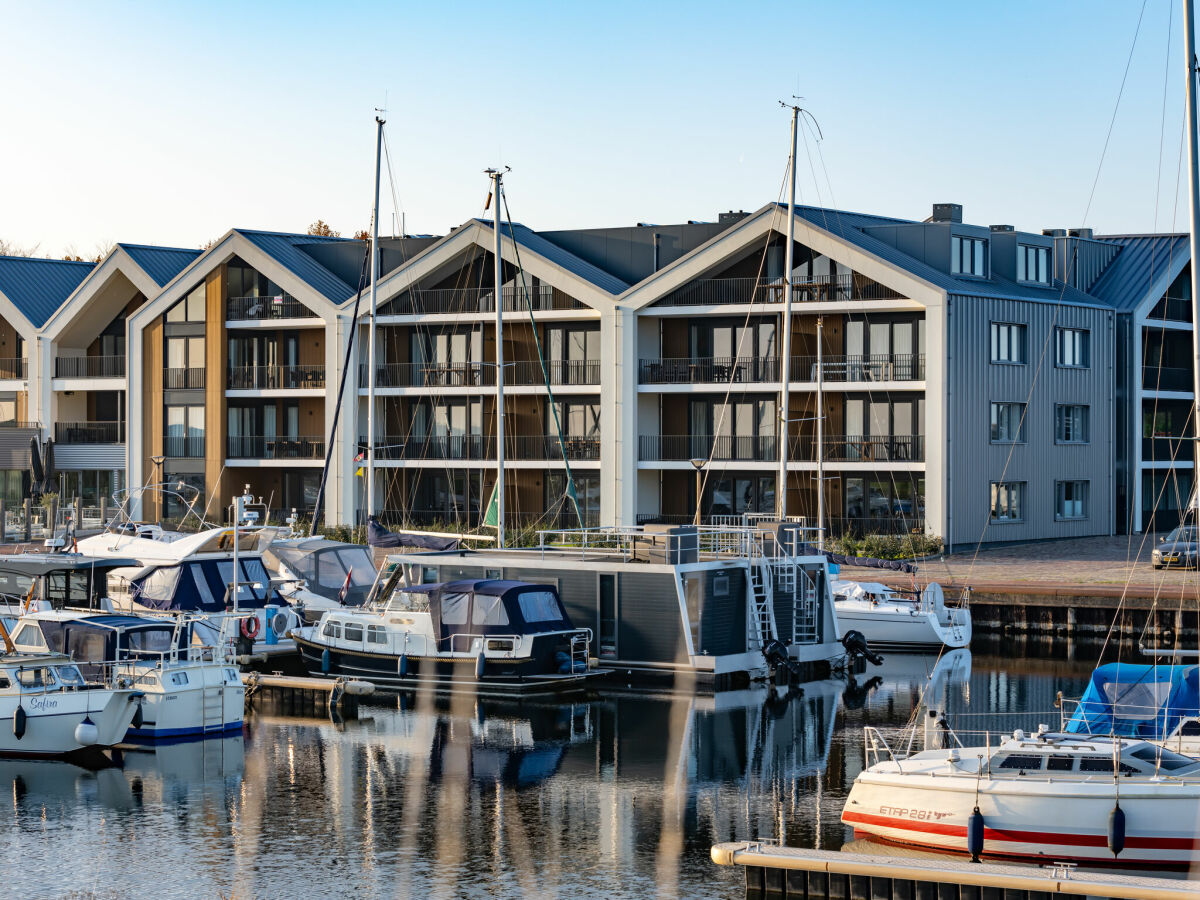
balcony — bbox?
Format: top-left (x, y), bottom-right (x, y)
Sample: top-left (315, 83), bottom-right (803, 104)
top-left (639, 357), bottom-right (781, 385)
top-left (1142, 435), bottom-right (1194, 461)
top-left (656, 274), bottom-right (903, 308)
top-left (226, 295), bottom-right (318, 321)
top-left (366, 435), bottom-right (494, 461)
top-left (633, 512), bottom-right (925, 536)
top-left (227, 435), bottom-right (325, 460)
top-left (511, 434), bottom-right (600, 460)
top-left (55, 356), bottom-right (126, 379)
top-left (55, 421), bottom-right (122, 444)
top-left (509, 359), bottom-right (600, 386)
top-left (793, 353), bottom-right (925, 382)
top-left (791, 434), bottom-right (925, 463)
top-left (227, 365), bottom-right (326, 390)
top-left (383, 284), bottom-right (586, 316)
top-left (0, 358), bottom-right (26, 380)
top-left (639, 434), bottom-right (778, 462)
top-left (359, 359), bottom-right (600, 389)
top-left (165, 367), bottom-right (206, 390)
top-left (164, 436), bottom-right (204, 458)
top-left (1143, 365), bottom-right (1193, 392)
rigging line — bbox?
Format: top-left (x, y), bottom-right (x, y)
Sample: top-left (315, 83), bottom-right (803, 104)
top-left (498, 185), bottom-right (584, 527)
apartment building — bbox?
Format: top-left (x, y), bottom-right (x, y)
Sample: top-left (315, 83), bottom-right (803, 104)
top-left (0, 199), bottom-right (1191, 543)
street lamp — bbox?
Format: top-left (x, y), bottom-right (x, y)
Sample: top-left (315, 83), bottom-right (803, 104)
top-left (150, 455), bottom-right (165, 527)
top-left (690, 458), bottom-right (706, 526)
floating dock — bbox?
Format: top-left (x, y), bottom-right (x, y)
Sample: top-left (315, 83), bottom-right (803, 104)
top-left (242, 672), bottom-right (374, 717)
top-left (710, 843), bottom-right (1198, 900)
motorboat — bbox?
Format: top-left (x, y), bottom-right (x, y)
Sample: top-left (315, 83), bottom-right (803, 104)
top-left (0, 640), bottom-right (143, 763)
top-left (263, 537), bottom-right (378, 623)
top-left (1062, 661), bottom-right (1200, 756)
top-left (8, 610), bottom-right (243, 741)
top-left (831, 579), bottom-right (970, 650)
top-left (292, 575), bottom-right (597, 695)
top-left (842, 725), bottom-right (1200, 867)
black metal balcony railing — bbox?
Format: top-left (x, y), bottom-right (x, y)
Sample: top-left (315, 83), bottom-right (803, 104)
top-left (164, 435), bottom-right (205, 458)
top-left (511, 434), bottom-right (600, 460)
top-left (366, 435), bottom-right (495, 461)
top-left (657, 274), bottom-right (904, 308)
top-left (639, 434), bottom-right (779, 462)
top-left (383, 284), bottom-right (586, 316)
top-left (791, 434), bottom-right (925, 462)
top-left (55, 421), bottom-right (122, 444)
top-left (226, 295), bottom-right (317, 321)
top-left (359, 359), bottom-right (601, 389)
top-left (164, 367), bottom-right (206, 390)
top-left (793, 353), bottom-right (926, 382)
top-left (633, 512), bottom-right (926, 536)
top-left (509, 359), bottom-right (601, 386)
top-left (1142, 365), bottom-right (1193, 392)
top-left (1143, 435), bottom-right (1194, 460)
top-left (0, 420), bottom-right (38, 429)
top-left (0, 358), bottom-right (26, 380)
top-left (639, 357), bottom-right (781, 385)
top-left (227, 365), bottom-right (326, 390)
top-left (55, 356), bottom-right (126, 378)
top-left (227, 435), bottom-right (325, 459)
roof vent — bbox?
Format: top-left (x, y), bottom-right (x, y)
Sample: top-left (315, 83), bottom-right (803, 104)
top-left (1042, 228), bottom-right (1067, 238)
top-left (989, 224), bottom-right (1015, 233)
top-left (1069, 228), bottom-right (1094, 240)
top-left (930, 203), bottom-right (963, 224)
top-left (636, 222), bottom-right (658, 228)
top-left (687, 220), bottom-right (713, 225)
top-left (718, 210), bottom-right (750, 225)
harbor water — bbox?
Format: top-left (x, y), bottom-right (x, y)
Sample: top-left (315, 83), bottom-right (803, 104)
top-left (1, 641), bottom-right (1097, 899)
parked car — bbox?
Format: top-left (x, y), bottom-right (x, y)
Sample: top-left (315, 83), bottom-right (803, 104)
top-left (1152, 525), bottom-right (1200, 569)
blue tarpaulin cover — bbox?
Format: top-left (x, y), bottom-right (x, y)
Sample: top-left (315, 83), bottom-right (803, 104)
top-left (1065, 662), bottom-right (1200, 739)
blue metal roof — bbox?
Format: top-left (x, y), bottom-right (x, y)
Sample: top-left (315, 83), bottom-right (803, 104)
top-left (119, 244), bottom-right (202, 288)
top-left (0, 256), bottom-right (96, 327)
top-left (477, 219), bottom-right (630, 295)
top-left (236, 230), bottom-right (358, 305)
top-left (788, 204), bottom-right (1108, 308)
top-left (1088, 234), bottom-right (1190, 312)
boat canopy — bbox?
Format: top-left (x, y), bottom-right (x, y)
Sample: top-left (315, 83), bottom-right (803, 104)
top-left (392, 579), bottom-right (573, 642)
top-left (130, 557), bottom-right (278, 612)
top-left (1066, 663), bottom-right (1200, 739)
top-left (29, 615), bottom-right (184, 667)
top-left (0, 554), bottom-right (141, 609)
top-left (263, 540), bottom-right (376, 606)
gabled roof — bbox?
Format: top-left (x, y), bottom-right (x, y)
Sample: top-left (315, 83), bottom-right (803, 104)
top-left (477, 219), bottom-right (630, 295)
top-left (0, 255), bottom-right (96, 328)
top-left (235, 230), bottom-right (358, 304)
top-left (1088, 234), bottom-right (1190, 312)
top-left (789, 204), bottom-right (1107, 307)
top-left (118, 243), bottom-right (202, 288)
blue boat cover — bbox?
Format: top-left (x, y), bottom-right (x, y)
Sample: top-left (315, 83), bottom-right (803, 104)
top-left (1065, 663), bottom-right (1200, 739)
top-left (367, 516), bottom-right (459, 551)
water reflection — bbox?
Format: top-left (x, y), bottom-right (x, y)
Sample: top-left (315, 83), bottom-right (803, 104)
top-left (1, 649), bottom-right (1104, 899)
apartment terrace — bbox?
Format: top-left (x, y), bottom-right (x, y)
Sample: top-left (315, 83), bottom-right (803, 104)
top-left (226, 435), bottom-right (326, 461)
top-left (638, 434), bottom-right (925, 463)
top-left (361, 434), bottom-right (601, 462)
top-left (226, 295), bottom-right (321, 323)
top-left (54, 356), bottom-right (126, 379)
top-left (381, 284), bottom-right (587, 317)
top-left (653, 274), bottom-right (904, 309)
top-left (55, 421), bottom-right (122, 444)
top-left (227, 364), bottom-right (326, 391)
top-left (359, 359), bottom-right (600, 390)
top-left (637, 353), bottom-right (925, 386)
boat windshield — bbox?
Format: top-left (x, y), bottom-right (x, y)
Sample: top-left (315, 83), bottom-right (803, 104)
top-left (54, 665), bottom-right (85, 687)
top-left (317, 548), bottom-right (376, 589)
top-left (1128, 744), bottom-right (1200, 772)
top-left (124, 628), bottom-right (176, 656)
top-left (385, 591), bottom-right (430, 614)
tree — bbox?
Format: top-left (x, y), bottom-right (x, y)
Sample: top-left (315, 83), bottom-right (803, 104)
top-left (307, 219), bottom-right (340, 237)
top-left (353, 229), bottom-right (371, 242)
top-left (0, 239), bottom-right (39, 257)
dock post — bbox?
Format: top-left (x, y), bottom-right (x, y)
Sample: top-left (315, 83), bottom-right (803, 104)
top-left (1065, 606), bottom-right (1076, 635)
top-left (48, 497), bottom-right (58, 540)
top-left (100, 497), bottom-right (108, 528)
top-left (22, 498), bottom-right (30, 542)
top-left (0, 499), bottom-right (7, 542)
top-left (74, 497), bottom-right (82, 531)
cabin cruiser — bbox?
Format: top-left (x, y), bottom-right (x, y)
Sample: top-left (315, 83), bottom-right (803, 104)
top-left (1063, 661), bottom-right (1200, 756)
top-left (292, 575), bottom-right (596, 695)
top-left (831, 579), bottom-right (970, 650)
top-left (75, 526), bottom-right (303, 659)
top-left (0, 638), bottom-right (143, 762)
top-left (263, 537), bottom-right (378, 623)
top-left (842, 724), bottom-right (1200, 867)
top-left (8, 611), bottom-right (243, 741)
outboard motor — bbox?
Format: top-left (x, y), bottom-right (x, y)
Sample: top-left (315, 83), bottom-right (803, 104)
top-left (761, 638), bottom-right (805, 684)
top-left (840, 629), bottom-right (883, 667)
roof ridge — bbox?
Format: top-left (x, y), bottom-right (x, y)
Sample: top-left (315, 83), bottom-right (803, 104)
top-left (118, 242), bottom-right (202, 254)
top-left (0, 254), bottom-right (95, 266)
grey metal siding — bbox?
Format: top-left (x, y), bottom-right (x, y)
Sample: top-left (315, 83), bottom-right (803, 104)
top-left (617, 571), bottom-right (688, 663)
top-left (700, 568), bottom-right (746, 656)
top-left (946, 294), bottom-right (1114, 545)
top-left (0, 428), bottom-right (37, 468)
top-left (53, 446), bottom-right (126, 470)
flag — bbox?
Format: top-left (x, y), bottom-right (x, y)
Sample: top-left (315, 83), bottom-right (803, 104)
top-left (338, 568), bottom-right (352, 604)
top-left (482, 483), bottom-right (499, 528)
top-left (356, 467), bottom-right (365, 477)
top-left (272, 294), bottom-right (284, 304)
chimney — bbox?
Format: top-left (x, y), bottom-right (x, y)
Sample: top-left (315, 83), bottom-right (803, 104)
top-left (930, 203), bottom-right (963, 224)
top-left (718, 210), bottom-right (750, 225)
top-left (1042, 228), bottom-right (1067, 238)
top-left (1068, 228), bottom-right (1094, 240)
top-left (989, 224), bottom-right (1015, 233)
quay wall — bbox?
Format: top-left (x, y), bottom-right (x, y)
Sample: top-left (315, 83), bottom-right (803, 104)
top-left (968, 587), bottom-right (1199, 643)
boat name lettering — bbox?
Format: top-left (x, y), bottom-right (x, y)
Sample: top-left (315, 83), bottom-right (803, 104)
top-left (26, 696), bottom-right (58, 711)
top-left (879, 805), bottom-right (952, 821)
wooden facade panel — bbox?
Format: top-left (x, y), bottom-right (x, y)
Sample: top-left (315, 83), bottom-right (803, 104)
top-left (142, 316), bottom-right (163, 522)
top-left (205, 266), bottom-right (229, 510)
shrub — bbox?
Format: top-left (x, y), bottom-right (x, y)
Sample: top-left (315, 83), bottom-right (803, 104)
top-left (826, 532), bottom-right (943, 561)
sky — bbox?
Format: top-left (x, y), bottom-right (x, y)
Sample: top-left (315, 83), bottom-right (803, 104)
top-left (0, 0), bottom-right (1194, 256)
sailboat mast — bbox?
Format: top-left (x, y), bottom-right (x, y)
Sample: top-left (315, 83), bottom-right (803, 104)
top-left (489, 168), bottom-right (507, 548)
top-left (816, 315), bottom-right (825, 549)
top-left (1185, 0), bottom-right (1200, 512)
top-left (366, 115), bottom-right (384, 522)
top-left (778, 104), bottom-right (799, 522)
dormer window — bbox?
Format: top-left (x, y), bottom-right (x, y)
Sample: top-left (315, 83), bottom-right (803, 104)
top-left (1018, 244), bottom-right (1051, 284)
top-left (951, 236), bottom-right (987, 277)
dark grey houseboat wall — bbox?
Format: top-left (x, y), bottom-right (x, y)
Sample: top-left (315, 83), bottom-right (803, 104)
top-left (945, 294), bottom-right (1115, 547)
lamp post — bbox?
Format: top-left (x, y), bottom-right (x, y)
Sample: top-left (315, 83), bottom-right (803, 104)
top-left (690, 458), bottom-right (706, 526)
top-left (151, 454), bottom-right (165, 527)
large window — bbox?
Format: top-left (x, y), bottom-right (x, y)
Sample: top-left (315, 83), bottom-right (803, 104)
top-left (990, 322), bottom-right (1026, 364)
top-left (1055, 327), bottom-right (1090, 368)
top-left (951, 235), bottom-right (988, 276)
top-left (166, 283), bottom-right (206, 323)
top-left (990, 402), bottom-right (1026, 443)
top-left (165, 473), bottom-right (204, 520)
top-left (57, 470), bottom-right (120, 505)
top-left (547, 401), bottom-right (599, 439)
top-left (546, 473), bottom-right (600, 527)
top-left (1055, 404), bottom-right (1089, 443)
top-left (1055, 480), bottom-right (1088, 520)
top-left (990, 482), bottom-right (1024, 522)
top-left (165, 406), bottom-right (204, 457)
top-left (1017, 245), bottom-right (1051, 284)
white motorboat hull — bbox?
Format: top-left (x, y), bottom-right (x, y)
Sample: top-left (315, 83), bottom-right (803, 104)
top-left (843, 768), bottom-right (1200, 867)
top-left (124, 661), bottom-right (245, 741)
top-left (835, 601), bottom-right (971, 650)
top-left (0, 689), bottom-right (141, 759)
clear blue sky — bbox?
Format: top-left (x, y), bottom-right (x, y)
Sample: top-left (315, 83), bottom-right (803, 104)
top-left (0, 0), bottom-right (1193, 255)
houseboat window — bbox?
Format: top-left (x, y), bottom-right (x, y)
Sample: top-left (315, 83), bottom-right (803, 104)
top-left (518, 592), bottom-right (562, 624)
top-left (343, 623), bottom-right (364, 642)
top-left (1046, 755), bottom-right (1074, 771)
top-left (55, 666), bottom-right (85, 687)
top-left (1129, 745), bottom-right (1200, 772)
top-left (46, 571), bottom-right (93, 607)
top-left (12, 624), bottom-right (46, 649)
top-left (387, 591), bottom-right (430, 614)
top-left (322, 621), bottom-right (342, 639)
top-left (126, 629), bottom-right (175, 655)
top-left (440, 593), bottom-right (471, 625)
top-left (366, 625), bottom-right (386, 645)
top-left (472, 595), bottom-right (510, 627)
top-left (996, 754), bottom-right (1043, 771)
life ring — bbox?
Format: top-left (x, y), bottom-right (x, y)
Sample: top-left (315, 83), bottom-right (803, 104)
top-left (240, 616), bottom-right (261, 640)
